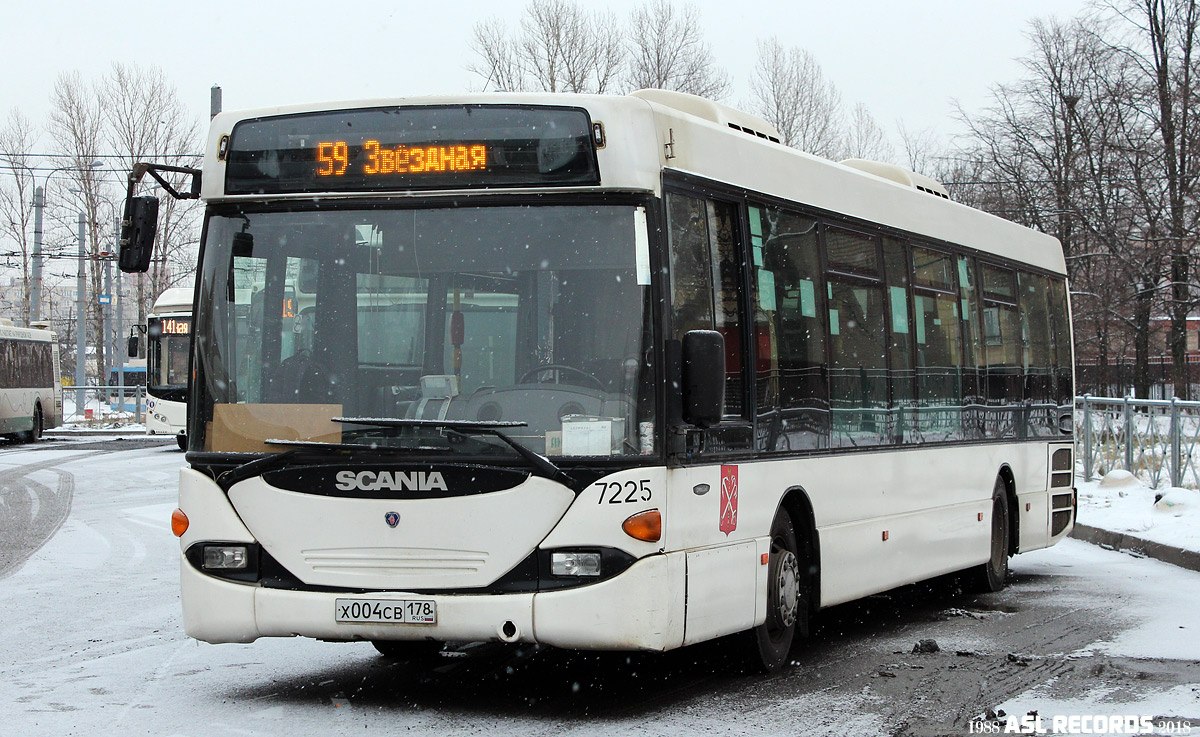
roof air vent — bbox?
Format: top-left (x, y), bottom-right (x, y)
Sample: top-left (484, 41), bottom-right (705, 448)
top-left (839, 158), bottom-right (951, 200)
top-left (631, 89), bottom-right (783, 144)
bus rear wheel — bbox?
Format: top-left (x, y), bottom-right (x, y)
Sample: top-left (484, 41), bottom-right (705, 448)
top-left (973, 478), bottom-right (1010, 593)
top-left (21, 405), bottom-right (42, 443)
top-left (742, 509), bottom-right (806, 673)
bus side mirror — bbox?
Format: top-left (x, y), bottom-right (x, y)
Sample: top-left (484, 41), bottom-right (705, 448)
top-left (682, 330), bottom-right (725, 429)
top-left (128, 333), bottom-right (139, 358)
top-left (119, 196), bottom-right (159, 273)
top-left (1058, 410), bottom-right (1074, 435)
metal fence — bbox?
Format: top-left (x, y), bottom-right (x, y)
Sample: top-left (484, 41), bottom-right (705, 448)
top-left (1075, 395), bottom-right (1200, 489)
top-left (61, 385), bottom-right (145, 425)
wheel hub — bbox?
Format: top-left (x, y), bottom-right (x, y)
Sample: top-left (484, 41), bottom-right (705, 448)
top-left (774, 549), bottom-right (800, 628)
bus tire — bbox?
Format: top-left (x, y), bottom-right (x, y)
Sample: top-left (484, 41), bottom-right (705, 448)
top-left (973, 478), bottom-right (1010, 593)
top-left (177, 434), bottom-right (187, 451)
top-left (21, 404), bottom-right (42, 443)
top-left (742, 509), bottom-right (805, 673)
top-left (371, 640), bottom-right (443, 661)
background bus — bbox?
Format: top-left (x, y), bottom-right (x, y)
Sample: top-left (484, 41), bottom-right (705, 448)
top-left (105, 361), bottom-right (147, 412)
top-left (144, 286), bottom-right (192, 450)
top-left (121, 90), bottom-right (1074, 673)
top-left (0, 321), bottom-right (61, 442)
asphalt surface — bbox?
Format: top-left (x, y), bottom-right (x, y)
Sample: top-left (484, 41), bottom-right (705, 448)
top-left (0, 436), bottom-right (175, 578)
top-left (1, 440), bottom-right (1196, 736)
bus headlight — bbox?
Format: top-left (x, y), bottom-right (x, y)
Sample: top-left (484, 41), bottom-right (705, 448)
top-left (203, 545), bottom-right (249, 570)
top-left (550, 551), bottom-right (601, 577)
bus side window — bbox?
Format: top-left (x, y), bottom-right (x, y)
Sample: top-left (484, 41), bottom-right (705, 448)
top-left (883, 238), bottom-right (914, 443)
top-left (912, 247), bottom-right (964, 442)
top-left (1019, 271), bottom-right (1055, 437)
top-left (980, 264), bottom-right (1021, 439)
top-left (825, 227), bottom-right (888, 448)
top-left (666, 193), bottom-right (714, 338)
top-left (665, 193), bottom-right (747, 424)
top-left (752, 203), bottom-right (829, 452)
top-left (1048, 278), bottom-right (1073, 416)
top-left (958, 256), bottom-right (985, 440)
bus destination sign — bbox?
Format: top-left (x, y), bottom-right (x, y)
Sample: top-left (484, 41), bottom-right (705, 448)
top-left (225, 105), bottom-right (599, 195)
top-left (315, 141), bottom-right (488, 178)
top-left (161, 318), bottom-right (191, 336)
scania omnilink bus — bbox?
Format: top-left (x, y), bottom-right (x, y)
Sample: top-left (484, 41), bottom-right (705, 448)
top-left (119, 90), bottom-right (1075, 671)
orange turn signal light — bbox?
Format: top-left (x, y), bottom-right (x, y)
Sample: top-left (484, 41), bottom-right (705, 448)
top-left (622, 509), bottom-right (661, 543)
top-left (171, 508), bottom-right (189, 537)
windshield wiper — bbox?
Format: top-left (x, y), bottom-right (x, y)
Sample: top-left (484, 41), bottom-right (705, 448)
top-left (334, 417), bottom-right (574, 486)
top-left (215, 438), bottom-right (455, 492)
top-left (216, 448), bottom-right (303, 492)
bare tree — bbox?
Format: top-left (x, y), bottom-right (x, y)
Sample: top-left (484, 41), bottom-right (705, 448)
top-left (42, 64), bottom-right (202, 384)
top-left (955, 14), bottom-right (1172, 396)
top-left (897, 123), bottom-right (945, 176)
top-left (469, 0), bottom-right (624, 93)
top-left (102, 63), bottom-right (202, 329)
top-left (0, 110), bottom-right (39, 324)
top-left (748, 38), bottom-right (844, 157)
top-left (471, 17), bottom-right (526, 92)
top-left (48, 71), bottom-right (110, 384)
top-left (841, 103), bottom-right (894, 161)
top-left (624, 1), bottom-right (731, 99)
top-left (1100, 0), bottom-right (1200, 397)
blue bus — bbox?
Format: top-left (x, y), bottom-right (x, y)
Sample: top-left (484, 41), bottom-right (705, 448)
top-left (106, 361), bottom-right (147, 412)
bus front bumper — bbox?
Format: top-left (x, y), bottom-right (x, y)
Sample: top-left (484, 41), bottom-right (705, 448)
top-left (181, 550), bottom-right (686, 652)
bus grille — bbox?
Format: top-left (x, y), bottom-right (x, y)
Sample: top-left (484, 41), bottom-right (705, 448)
top-left (301, 547), bottom-right (489, 577)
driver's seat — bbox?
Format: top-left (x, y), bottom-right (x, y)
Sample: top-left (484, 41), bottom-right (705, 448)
top-left (446, 383), bottom-right (607, 430)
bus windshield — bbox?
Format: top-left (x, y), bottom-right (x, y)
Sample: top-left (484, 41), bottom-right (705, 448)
top-left (194, 203), bottom-right (656, 459)
top-left (148, 316), bottom-right (191, 391)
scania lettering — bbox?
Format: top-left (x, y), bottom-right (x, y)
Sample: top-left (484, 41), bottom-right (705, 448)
top-left (120, 90), bottom-right (1075, 672)
top-left (335, 470), bottom-right (448, 492)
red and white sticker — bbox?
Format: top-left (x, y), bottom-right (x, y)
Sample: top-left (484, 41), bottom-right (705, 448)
top-left (719, 465), bottom-right (738, 535)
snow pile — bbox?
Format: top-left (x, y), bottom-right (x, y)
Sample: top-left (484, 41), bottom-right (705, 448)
top-left (1077, 470), bottom-right (1200, 554)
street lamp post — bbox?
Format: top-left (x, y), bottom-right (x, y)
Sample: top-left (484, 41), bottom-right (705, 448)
top-left (30, 161), bottom-right (102, 326)
top-left (75, 212), bottom-right (86, 414)
top-left (31, 186), bottom-right (44, 323)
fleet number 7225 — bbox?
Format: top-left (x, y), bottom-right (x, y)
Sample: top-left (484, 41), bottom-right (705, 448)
top-left (595, 480), bottom-right (652, 504)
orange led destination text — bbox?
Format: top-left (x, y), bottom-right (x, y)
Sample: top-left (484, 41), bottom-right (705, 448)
top-left (363, 141), bottom-right (487, 175)
top-left (316, 140), bottom-right (487, 177)
top-left (316, 141), bottom-right (349, 176)
top-left (161, 318), bottom-right (190, 336)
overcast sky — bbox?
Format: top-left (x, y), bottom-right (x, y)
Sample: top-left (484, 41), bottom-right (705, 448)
top-left (3, 0), bottom-right (1092, 156)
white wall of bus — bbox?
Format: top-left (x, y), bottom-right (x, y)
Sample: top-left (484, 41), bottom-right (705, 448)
top-left (198, 93), bottom-right (1063, 279)
top-left (0, 330), bottom-right (60, 429)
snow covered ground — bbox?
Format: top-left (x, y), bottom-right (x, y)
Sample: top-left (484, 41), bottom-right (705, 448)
top-left (1, 445), bottom-right (1197, 736)
top-left (1077, 469), bottom-right (1200, 554)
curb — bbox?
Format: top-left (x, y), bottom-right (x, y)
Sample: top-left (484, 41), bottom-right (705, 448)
top-left (1070, 523), bottom-right (1200, 573)
top-left (43, 429), bottom-right (158, 439)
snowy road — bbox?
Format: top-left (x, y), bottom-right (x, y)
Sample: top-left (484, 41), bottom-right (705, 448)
top-left (1, 441), bottom-right (1197, 736)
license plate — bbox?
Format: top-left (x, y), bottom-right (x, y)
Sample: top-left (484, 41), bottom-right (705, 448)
top-left (335, 598), bottom-right (437, 625)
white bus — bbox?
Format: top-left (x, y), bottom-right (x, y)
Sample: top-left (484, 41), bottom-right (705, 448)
top-left (120, 90), bottom-right (1075, 671)
top-left (0, 321), bottom-right (61, 442)
top-left (144, 286), bottom-right (192, 449)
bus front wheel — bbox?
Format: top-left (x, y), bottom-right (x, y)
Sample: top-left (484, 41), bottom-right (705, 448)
top-left (743, 509), bottom-right (806, 673)
top-left (371, 640), bottom-right (444, 661)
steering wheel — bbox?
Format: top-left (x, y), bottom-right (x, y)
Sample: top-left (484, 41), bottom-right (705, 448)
top-left (519, 364), bottom-right (605, 392)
